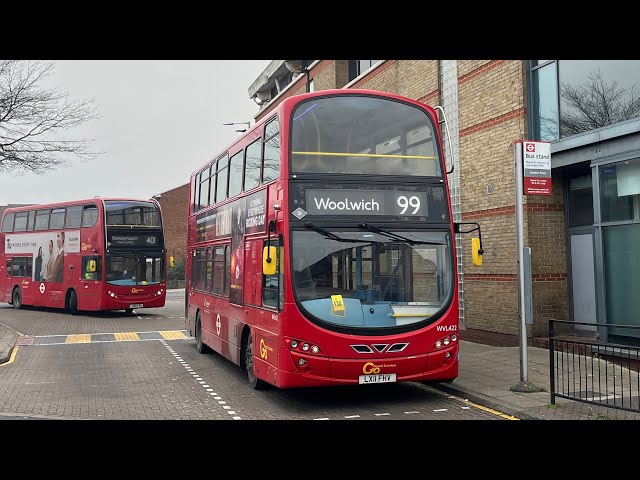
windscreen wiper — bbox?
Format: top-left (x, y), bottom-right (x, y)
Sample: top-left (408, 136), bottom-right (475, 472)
top-left (358, 223), bottom-right (445, 246)
top-left (304, 222), bottom-right (364, 243)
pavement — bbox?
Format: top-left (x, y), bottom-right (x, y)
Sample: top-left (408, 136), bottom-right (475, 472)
top-left (2, 317), bottom-right (639, 420)
top-left (435, 338), bottom-right (640, 420)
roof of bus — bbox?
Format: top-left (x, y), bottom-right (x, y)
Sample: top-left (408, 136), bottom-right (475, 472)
top-left (1, 197), bottom-right (159, 216)
top-left (189, 88), bottom-right (436, 179)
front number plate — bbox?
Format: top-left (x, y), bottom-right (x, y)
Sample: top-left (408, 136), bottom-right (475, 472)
top-left (358, 373), bottom-right (397, 384)
top-left (129, 304), bottom-right (143, 308)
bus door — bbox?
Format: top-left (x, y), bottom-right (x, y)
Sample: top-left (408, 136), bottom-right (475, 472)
top-left (200, 247), bottom-right (214, 349)
top-left (2, 257), bottom-right (11, 303)
top-left (244, 238), bottom-right (262, 315)
top-left (79, 255), bottom-right (102, 309)
top-left (5, 257), bottom-right (32, 304)
top-left (249, 238), bottom-right (281, 327)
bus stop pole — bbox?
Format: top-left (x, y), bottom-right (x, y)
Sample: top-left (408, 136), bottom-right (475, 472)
top-left (511, 141), bottom-right (540, 393)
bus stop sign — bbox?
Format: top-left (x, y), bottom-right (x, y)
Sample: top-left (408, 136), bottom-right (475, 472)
top-left (523, 141), bottom-right (551, 196)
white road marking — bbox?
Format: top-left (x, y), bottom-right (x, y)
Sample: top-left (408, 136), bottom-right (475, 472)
top-left (404, 411), bottom-right (420, 414)
top-left (160, 339), bottom-right (241, 420)
top-left (344, 415), bottom-right (360, 419)
top-left (374, 413), bottom-right (390, 416)
top-left (433, 409), bottom-right (448, 412)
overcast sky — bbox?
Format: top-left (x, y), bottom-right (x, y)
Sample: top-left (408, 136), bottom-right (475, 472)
top-left (0, 60), bottom-right (272, 205)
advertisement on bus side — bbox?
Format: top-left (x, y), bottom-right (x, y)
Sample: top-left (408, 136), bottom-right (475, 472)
top-left (5, 230), bottom-right (80, 282)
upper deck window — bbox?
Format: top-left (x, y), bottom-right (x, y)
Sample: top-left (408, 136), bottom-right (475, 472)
top-left (1, 213), bottom-right (14, 233)
top-left (291, 95), bottom-right (441, 177)
top-left (105, 201), bottom-right (161, 227)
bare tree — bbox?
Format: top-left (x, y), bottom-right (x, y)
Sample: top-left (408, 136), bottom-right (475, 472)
top-left (560, 69), bottom-right (640, 137)
top-left (0, 60), bottom-right (101, 175)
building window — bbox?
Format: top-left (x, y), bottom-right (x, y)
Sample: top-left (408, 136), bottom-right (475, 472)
top-left (531, 60), bottom-right (640, 142)
top-left (348, 60), bottom-right (381, 82)
top-left (532, 61), bottom-right (559, 141)
top-left (600, 158), bottom-right (640, 223)
top-left (278, 71), bottom-right (293, 91)
top-left (600, 157), bottom-right (640, 339)
top-left (567, 174), bottom-right (594, 227)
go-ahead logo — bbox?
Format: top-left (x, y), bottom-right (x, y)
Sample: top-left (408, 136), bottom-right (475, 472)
top-left (362, 362), bottom-right (397, 374)
top-left (131, 287), bottom-right (144, 294)
top-left (260, 338), bottom-right (273, 359)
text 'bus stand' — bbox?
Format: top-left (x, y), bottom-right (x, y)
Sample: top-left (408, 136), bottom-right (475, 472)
top-left (510, 141), bottom-right (546, 393)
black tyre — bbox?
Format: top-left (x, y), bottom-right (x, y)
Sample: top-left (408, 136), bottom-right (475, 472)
top-left (245, 333), bottom-right (266, 390)
top-left (68, 290), bottom-right (78, 315)
top-left (12, 287), bottom-right (22, 310)
top-left (195, 313), bottom-right (210, 354)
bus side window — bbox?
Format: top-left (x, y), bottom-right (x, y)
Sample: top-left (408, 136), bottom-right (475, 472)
top-left (83, 256), bottom-right (102, 280)
top-left (262, 239), bottom-right (280, 308)
top-left (12, 257), bottom-right (26, 277)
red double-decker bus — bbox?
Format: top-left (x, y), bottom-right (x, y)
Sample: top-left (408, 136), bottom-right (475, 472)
top-left (0, 197), bottom-right (167, 314)
top-left (185, 89), bottom-right (483, 389)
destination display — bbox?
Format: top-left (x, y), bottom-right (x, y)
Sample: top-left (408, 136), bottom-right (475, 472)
top-left (107, 232), bottom-right (162, 248)
top-left (290, 183), bottom-right (449, 222)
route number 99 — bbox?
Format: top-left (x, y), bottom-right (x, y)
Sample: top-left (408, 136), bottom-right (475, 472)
top-left (397, 195), bottom-right (420, 214)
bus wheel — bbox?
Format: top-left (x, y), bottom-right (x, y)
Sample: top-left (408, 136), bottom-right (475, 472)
top-left (68, 290), bottom-right (78, 315)
top-left (195, 313), bottom-right (210, 354)
top-left (244, 333), bottom-right (266, 390)
top-left (12, 287), bottom-right (22, 310)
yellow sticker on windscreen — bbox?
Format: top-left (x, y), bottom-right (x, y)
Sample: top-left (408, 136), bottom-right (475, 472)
top-left (331, 295), bottom-right (345, 316)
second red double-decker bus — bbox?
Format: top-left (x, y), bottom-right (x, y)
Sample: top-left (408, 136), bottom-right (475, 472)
top-left (0, 197), bottom-right (167, 314)
top-left (186, 89), bottom-right (482, 389)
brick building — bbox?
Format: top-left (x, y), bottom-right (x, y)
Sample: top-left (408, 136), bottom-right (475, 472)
top-left (153, 183), bottom-right (189, 266)
top-left (159, 60), bottom-right (640, 344)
